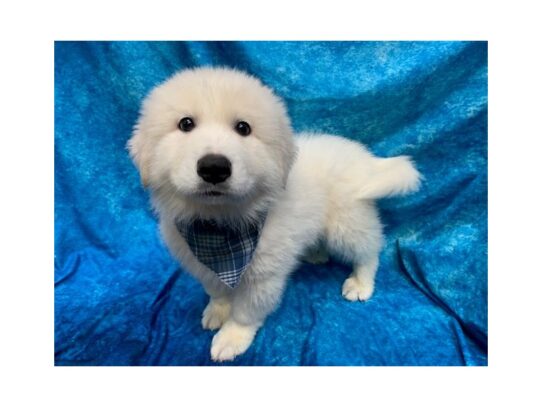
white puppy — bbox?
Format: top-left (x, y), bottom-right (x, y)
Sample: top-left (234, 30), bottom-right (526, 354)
top-left (128, 67), bottom-right (420, 362)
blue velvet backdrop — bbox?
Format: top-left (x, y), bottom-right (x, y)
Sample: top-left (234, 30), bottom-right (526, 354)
top-left (54, 41), bottom-right (488, 366)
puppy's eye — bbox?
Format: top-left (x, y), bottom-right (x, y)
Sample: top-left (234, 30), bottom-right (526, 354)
top-left (178, 117), bottom-right (195, 132)
top-left (235, 121), bottom-right (251, 136)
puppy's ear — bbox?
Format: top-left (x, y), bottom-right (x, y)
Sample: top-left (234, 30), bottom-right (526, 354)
top-left (127, 126), bottom-right (151, 188)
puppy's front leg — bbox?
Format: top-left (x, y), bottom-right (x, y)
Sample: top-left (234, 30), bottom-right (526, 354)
top-left (210, 274), bottom-right (288, 362)
top-left (202, 296), bottom-right (231, 330)
top-left (210, 319), bottom-right (259, 362)
top-left (197, 277), bottom-right (233, 331)
top-left (159, 219), bottom-right (234, 331)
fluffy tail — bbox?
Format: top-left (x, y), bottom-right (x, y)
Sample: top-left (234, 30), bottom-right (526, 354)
top-left (357, 156), bottom-right (421, 200)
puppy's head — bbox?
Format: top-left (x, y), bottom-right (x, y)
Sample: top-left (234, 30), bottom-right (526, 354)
top-left (128, 67), bottom-right (296, 217)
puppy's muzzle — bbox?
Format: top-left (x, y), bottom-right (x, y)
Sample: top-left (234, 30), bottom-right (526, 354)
top-left (197, 154), bottom-right (232, 185)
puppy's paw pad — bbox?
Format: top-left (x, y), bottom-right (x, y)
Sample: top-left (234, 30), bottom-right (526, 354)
top-left (202, 300), bottom-right (231, 330)
top-left (342, 277), bottom-right (374, 302)
top-left (210, 321), bottom-right (256, 362)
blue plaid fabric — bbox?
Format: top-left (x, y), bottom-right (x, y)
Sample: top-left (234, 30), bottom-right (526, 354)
top-left (175, 217), bottom-right (265, 288)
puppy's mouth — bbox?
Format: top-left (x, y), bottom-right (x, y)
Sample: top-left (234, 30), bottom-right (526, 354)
top-left (193, 186), bottom-right (249, 204)
top-left (201, 190), bottom-right (225, 197)
top-left (195, 187), bottom-right (231, 199)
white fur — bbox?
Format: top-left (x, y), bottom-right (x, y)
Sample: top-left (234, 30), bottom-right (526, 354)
top-left (128, 67), bottom-right (421, 362)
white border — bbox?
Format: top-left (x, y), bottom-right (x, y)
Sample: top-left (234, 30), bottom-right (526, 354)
top-left (2, 0), bottom-right (542, 405)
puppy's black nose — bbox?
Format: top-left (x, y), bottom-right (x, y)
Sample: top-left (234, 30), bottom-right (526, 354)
top-left (197, 154), bottom-right (232, 184)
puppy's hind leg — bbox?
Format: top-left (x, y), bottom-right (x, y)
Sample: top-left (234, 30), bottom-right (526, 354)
top-left (326, 202), bottom-right (383, 302)
top-left (342, 257), bottom-right (379, 302)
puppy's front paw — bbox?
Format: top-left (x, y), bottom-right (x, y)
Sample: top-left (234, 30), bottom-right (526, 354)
top-left (342, 276), bottom-right (374, 301)
top-left (202, 299), bottom-right (231, 330)
top-left (210, 320), bottom-right (257, 362)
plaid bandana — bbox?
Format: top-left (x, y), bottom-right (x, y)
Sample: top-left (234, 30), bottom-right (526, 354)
top-left (175, 216), bottom-right (265, 289)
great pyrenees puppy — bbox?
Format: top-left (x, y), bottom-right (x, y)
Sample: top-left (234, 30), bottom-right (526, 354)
top-left (128, 67), bottom-right (420, 362)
